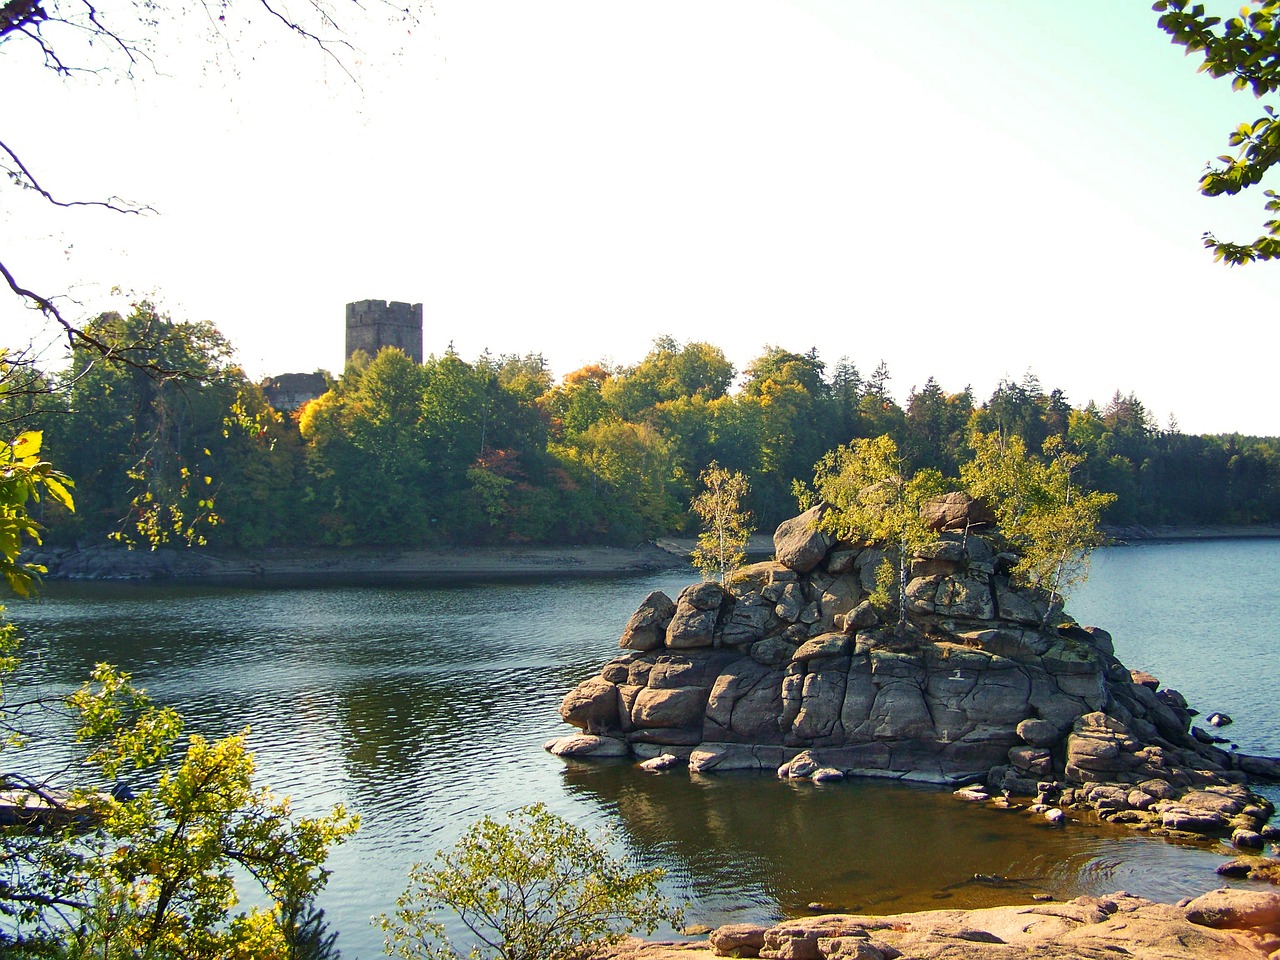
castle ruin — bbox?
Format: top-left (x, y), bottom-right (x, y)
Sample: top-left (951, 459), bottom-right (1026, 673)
top-left (345, 299), bottom-right (424, 364)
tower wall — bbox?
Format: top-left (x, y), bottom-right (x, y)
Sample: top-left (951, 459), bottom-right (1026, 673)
top-left (345, 299), bottom-right (424, 364)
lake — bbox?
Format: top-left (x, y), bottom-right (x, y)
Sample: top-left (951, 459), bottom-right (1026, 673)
top-left (6, 539), bottom-right (1280, 958)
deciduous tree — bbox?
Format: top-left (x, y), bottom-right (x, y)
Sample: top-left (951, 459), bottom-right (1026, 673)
top-left (690, 462), bottom-right (754, 586)
top-left (812, 435), bottom-right (946, 632)
top-left (960, 432), bottom-right (1115, 619)
top-left (379, 803), bottom-right (678, 960)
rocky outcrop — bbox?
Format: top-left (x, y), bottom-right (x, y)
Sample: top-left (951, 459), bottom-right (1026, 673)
top-left (548, 508), bottom-right (1280, 845)
top-left (699, 891), bottom-right (1280, 960)
top-left (608, 891), bottom-right (1280, 960)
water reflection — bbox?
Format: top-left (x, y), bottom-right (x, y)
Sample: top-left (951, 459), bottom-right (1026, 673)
top-left (6, 546), bottom-right (1279, 959)
top-left (557, 758), bottom-right (1235, 927)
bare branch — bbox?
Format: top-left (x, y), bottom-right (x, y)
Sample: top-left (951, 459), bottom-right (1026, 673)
top-left (256, 0), bottom-right (358, 83)
top-left (0, 138), bottom-right (153, 214)
top-left (0, 257), bottom-right (197, 381)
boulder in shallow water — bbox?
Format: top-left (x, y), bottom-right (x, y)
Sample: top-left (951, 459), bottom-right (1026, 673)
top-left (542, 734), bottom-right (628, 758)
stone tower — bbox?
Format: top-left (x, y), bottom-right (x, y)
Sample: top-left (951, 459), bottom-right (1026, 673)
top-left (345, 299), bottom-right (424, 364)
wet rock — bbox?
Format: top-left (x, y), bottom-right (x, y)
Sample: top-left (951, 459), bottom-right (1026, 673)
top-left (637, 752), bottom-right (686, 772)
top-left (542, 734), bottom-right (628, 758)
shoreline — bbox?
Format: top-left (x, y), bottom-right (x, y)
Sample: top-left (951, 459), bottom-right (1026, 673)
top-left (615, 889), bottom-right (1280, 960)
top-left (1103, 523), bottom-right (1280, 543)
top-left (30, 541), bottom-right (695, 585)
top-left (29, 524), bottom-right (1280, 584)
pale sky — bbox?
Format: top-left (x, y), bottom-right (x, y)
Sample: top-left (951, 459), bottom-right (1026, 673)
top-left (3, 1), bottom-right (1278, 436)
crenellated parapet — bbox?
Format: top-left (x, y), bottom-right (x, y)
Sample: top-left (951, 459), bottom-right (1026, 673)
top-left (345, 299), bottom-right (423, 364)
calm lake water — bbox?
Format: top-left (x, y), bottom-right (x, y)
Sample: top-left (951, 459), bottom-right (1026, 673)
top-left (6, 539), bottom-right (1280, 959)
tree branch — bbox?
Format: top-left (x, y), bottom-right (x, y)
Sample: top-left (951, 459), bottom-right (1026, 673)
top-left (0, 137), bottom-right (152, 214)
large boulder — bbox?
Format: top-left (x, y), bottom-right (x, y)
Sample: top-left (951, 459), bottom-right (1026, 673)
top-left (1184, 888), bottom-right (1280, 934)
top-left (666, 582), bottom-right (725, 649)
top-left (618, 591), bottom-right (676, 651)
top-left (920, 491), bottom-right (996, 532)
top-left (773, 504), bottom-right (832, 574)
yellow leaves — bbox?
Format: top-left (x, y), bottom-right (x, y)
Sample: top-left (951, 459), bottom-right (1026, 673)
top-left (9, 430), bottom-right (41, 464)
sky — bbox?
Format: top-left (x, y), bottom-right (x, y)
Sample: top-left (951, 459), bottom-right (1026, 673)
top-left (2, 1), bottom-right (1278, 436)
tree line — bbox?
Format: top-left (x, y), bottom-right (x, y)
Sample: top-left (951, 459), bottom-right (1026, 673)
top-left (14, 302), bottom-right (1279, 551)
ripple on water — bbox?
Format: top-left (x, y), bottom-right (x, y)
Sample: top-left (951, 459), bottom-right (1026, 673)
top-left (7, 550), bottom-right (1279, 959)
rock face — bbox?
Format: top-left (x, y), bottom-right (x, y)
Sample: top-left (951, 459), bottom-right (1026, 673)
top-left (548, 509), bottom-right (1279, 843)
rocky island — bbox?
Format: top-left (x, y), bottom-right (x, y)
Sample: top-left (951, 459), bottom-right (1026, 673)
top-left (547, 497), bottom-right (1280, 848)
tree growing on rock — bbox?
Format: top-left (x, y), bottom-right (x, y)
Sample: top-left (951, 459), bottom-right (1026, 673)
top-left (690, 461), bottom-right (754, 586)
top-left (960, 432), bottom-right (1115, 619)
top-left (811, 435), bottom-right (947, 633)
top-left (379, 803), bottom-right (679, 960)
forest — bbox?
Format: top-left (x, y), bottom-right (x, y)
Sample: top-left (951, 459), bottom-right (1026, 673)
top-left (15, 302), bottom-right (1280, 551)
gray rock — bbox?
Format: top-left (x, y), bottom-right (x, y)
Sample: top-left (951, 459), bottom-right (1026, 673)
top-left (934, 575), bottom-right (996, 620)
top-left (708, 923), bottom-right (767, 958)
top-left (682, 580), bottom-right (725, 611)
top-left (792, 633), bottom-right (849, 663)
top-left (666, 600), bottom-right (718, 649)
top-left (627, 686), bottom-right (707, 729)
top-left (1016, 717), bottom-right (1059, 747)
top-left (750, 636), bottom-right (796, 667)
top-left (720, 602), bottom-right (772, 647)
top-left (773, 504), bottom-right (832, 574)
top-left (618, 590), bottom-right (676, 651)
top-left (558, 677), bottom-right (620, 732)
top-left (825, 548), bottom-right (858, 574)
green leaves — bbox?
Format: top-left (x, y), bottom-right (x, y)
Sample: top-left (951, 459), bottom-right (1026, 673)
top-left (1155, 0), bottom-right (1280, 263)
top-left (690, 462), bottom-right (754, 586)
top-left (960, 432), bottom-right (1115, 614)
top-left (812, 435), bottom-right (945, 629)
top-left (380, 803), bottom-right (680, 960)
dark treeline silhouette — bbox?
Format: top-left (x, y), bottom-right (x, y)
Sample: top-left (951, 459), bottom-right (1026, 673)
top-left (21, 305), bottom-right (1280, 549)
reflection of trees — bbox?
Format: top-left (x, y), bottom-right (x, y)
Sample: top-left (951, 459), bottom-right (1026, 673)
top-left (560, 763), bottom-right (1150, 919)
top-left (334, 678), bottom-right (460, 786)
